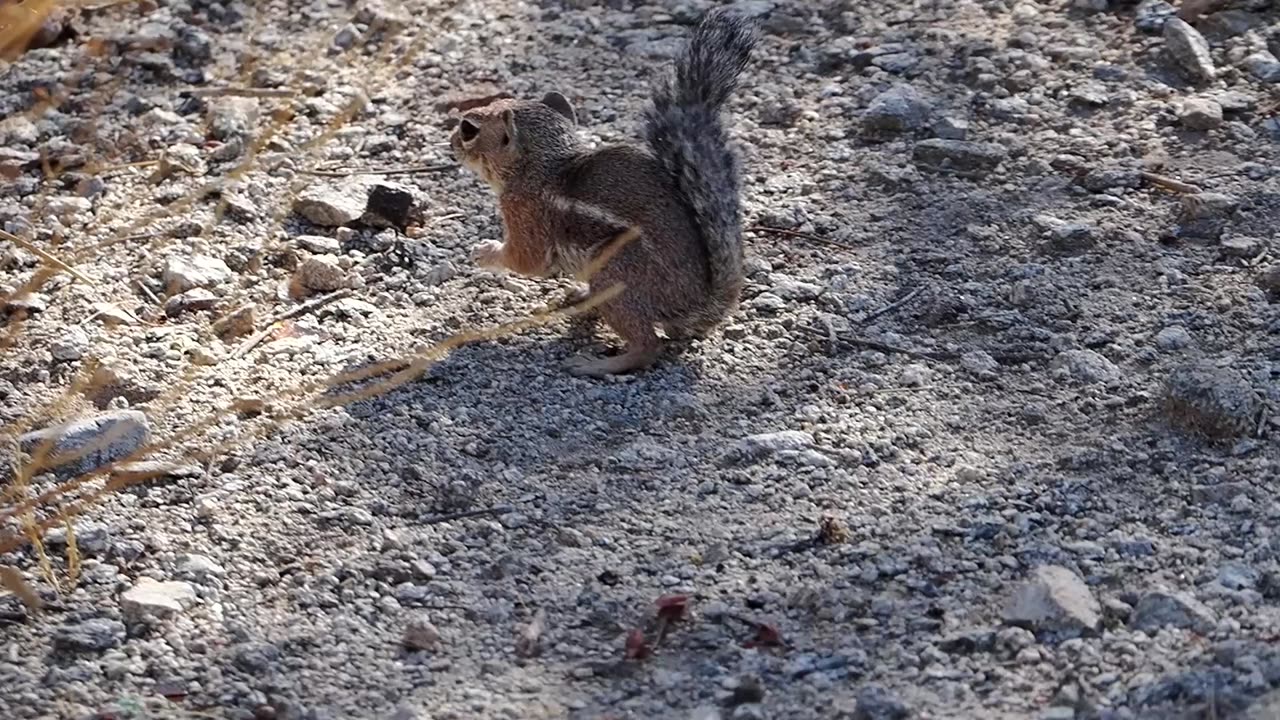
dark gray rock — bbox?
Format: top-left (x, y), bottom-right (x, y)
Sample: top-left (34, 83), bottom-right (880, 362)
top-left (19, 411), bottom-right (151, 475)
top-left (853, 684), bottom-right (911, 720)
top-left (363, 181), bottom-right (423, 230)
top-left (911, 139), bottom-right (1007, 178)
top-left (1243, 51), bottom-right (1280, 83)
top-left (1081, 167), bottom-right (1142, 192)
top-left (1164, 362), bottom-right (1260, 439)
top-left (1131, 590), bottom-right (1218, 633)
top-left (230, 642), bottom-right (280, 675)
top-left (1135, 0), bottom-right (1175, 34)
top-left (53, 619), bottom-right (126, 653)
top-left (862, 85), bottom-right (932, 134)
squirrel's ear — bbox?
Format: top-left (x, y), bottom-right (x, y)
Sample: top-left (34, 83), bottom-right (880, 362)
top-left (501, 108), bottom-right (517, 142)
top-left (541, 91), bottom-right (576, 125)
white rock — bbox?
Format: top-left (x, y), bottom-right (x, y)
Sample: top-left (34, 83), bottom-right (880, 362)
top-left (1050, 349), bottom-right (1120, 384)
top-left (1004, 565), bottom-right (1100, 636)
top-left (294, 183), bottom-right (367, 226)
top-left (163, 255), bottom-right (232, 293)
top-left (731, 431), bottom-right (814, 461)
top-left (121, 577), bottom-right (197, 619)
top-left (176, 553), bottom-right (225, 580)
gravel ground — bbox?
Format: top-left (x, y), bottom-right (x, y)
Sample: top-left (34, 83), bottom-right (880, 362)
top-left (2, 0), bottom-right (1279, 718)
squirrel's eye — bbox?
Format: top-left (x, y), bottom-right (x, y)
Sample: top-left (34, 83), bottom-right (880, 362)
top-left (501, 134), bottom-right (510, 147)
top-left (459, 119), bottom-right (479, 142)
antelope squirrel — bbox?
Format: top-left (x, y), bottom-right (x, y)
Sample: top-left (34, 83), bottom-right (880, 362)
top-left (449, 8), bottom-right (758, 377)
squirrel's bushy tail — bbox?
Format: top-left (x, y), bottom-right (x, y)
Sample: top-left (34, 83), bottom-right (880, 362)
top-left (643, 7), bottom-right (757, 324)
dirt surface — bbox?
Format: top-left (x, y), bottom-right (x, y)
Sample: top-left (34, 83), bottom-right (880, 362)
top-left (2, 0), bottom-right (1280, 718)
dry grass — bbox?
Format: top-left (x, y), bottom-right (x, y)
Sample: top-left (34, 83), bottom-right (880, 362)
top-left (0, 0), bottom-right (633, 613)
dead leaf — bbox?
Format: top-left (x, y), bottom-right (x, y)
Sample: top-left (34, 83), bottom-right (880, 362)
top-left (744, 621), bottom-right (784, 649)
top-left (655, 593), bottom-right (690, 622)
top-left (623, 628), bottom-right (650, 660)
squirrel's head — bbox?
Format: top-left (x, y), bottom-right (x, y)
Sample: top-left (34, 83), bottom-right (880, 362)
top-left (450, 92), bottom-right (579, 191)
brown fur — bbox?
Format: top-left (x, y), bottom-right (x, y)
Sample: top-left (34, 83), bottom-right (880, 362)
top-left (449, 10), bottom-right (756, 376)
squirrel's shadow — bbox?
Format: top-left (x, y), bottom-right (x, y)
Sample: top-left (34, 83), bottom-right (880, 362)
top-left (331, 327), bottom-right (706, 471)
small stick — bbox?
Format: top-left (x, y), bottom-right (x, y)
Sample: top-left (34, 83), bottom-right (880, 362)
top-left (860, 286), bottom-right (924, 325)
top-left (421, 505), bottom-right (513, 526)
top-left (1141, 171), bottom-right (1201, 195)
top-left (229, 288), bottom-right (354, 359)
top-left (797, 324), bottom-right (949, 360)
top-left (186, 87), bottom-right (296, 98)
top-left (0, 229), bottom-right (93, 285)
top-left (121, 232), bottom-right (162, 242)
top-left (858, 386), bottom-right (932, 395)
top-left (80, 0), bottom-right (142, 10)
top-left (748, 225), bottom-right (858, 250)
top-left (95, 159), bottom-right (159, 176)
top-left (300, 164), bottom-right (456, 178)
top-left (134, 278), bottom-right (162, 306)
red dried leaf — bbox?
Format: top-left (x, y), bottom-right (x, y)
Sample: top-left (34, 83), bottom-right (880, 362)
top-left (655, 594), bottom-right (689, 622)
top-left (750, 622), bottom-right (784, 648)
top-left (623, 628), bottom-right (650, 660)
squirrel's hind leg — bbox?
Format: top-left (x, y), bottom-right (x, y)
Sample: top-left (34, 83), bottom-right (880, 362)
top-left (564, 302), bottom-right (662, 377)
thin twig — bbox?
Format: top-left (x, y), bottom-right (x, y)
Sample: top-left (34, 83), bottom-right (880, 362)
top-left (229, 288), bottom-right (354, 359)
top-left (134, 279), bottom-right (162, 306)
top-left (0, 229), bottom-right (93, 285)
top-left (748, 225), bottom-right (858, 250)
top-left (421, 505), bottom-right (513, 526)
top-left (186, 87), bottom-right (296, 99)
top-left (857, 386), bottom-right (932, 395)
top-left (1141, 171), bottom-right (1202, 195)
top-left (797, 324), bottom-right (949, 360)
top-left (121, 232), bottom-right (162, 243)
top-left (300, 164), bottom-right (456, 177)
top-left (860, 286), bottom-right (924, 325)
top-left (95, 159), bottom-right (159, 177)
top-left (79, 0), bottom-right (143, 10)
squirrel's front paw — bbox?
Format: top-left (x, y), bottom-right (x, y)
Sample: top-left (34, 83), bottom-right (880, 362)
top-left (470, 240), bottom-right (506, 270)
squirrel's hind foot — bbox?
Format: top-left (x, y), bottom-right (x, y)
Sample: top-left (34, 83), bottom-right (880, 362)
top-left (564, 345), bottom-right (661, 377)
